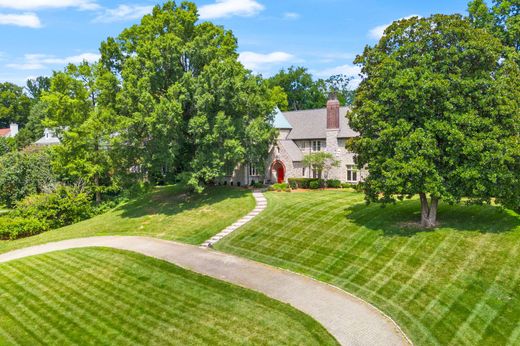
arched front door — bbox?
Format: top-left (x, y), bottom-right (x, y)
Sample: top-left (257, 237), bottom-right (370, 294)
top-left (271, 161), bottom-right (286, 184)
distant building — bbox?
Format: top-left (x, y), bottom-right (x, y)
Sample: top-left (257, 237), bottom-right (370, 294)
top-left (222, 95), bottom-right (366, 186)
top-left (34, 128), bottom-right (61, 146)
top-left (0, 123), bottom-right (19, 138)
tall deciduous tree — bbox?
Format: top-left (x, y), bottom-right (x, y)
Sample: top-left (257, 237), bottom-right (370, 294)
top-left (42, 62), bottom-right (119, 203)
top-left (349, 15), bottom-right (520, 227)
top-left (468, 0), bottom-right (520, 50)
top-left (100, 1), bottom-right (276, 190)
top-left (0, 82), bottom-right (31, 128)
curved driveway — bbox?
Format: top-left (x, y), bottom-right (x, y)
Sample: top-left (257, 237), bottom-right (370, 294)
top-left (0, 236), bottom-right (410, 346)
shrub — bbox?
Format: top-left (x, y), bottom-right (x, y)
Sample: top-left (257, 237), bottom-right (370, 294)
top-left (0, 217), bottom-right (49, 240)
top-left (327, 179), bottom-right (341, 188)
top-left (340, 182), bottom-right (352, 189)
top-left (0, 149), bottom-right (55, 208)
top-left (309, 181), bottom-right (320, 189)
top-left (288, 180), bottom-right (297, 189)
top-left (252, 182), bottom-right (264, 189)
top-left (273, 183), bottom-right (289, 190)
top-left (15, 185), bottom-right (94, 230)
top-left (268, 186), bottom-right (275, 192)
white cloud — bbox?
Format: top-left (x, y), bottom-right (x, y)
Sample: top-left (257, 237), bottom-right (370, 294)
top-left (315, 64), bottom-right (362, 89)
top-left (94, 4), bottom-right (153, 23)
top-left (0, 12), bottom-right (41, 28)
top-left (7, 52), bottom-right (100, 70)
top-left (239, 51), bottom-right (294, 72)
top-left (0, 0), bottom-right (99, 10)
top-left (283, 12), bottom-right (299, 20)
top-left (199, 0), bottom-right (264, 19)
top-left (368, 14), bottom-right (421, 40)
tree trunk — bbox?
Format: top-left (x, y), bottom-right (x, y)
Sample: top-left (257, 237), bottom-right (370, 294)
top-left (419, 193), bottom-right (439, 228)
top-left (94, 175), bottom-right (101, 204)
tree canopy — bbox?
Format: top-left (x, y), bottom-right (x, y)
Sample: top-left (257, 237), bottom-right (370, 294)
top-left (0, 82), bottom-right (31, 128)
top-left (468, 0), bottom-right (520, 50)
top-left (349, 14), bottom-right (520, 227)
top-left (267, 66), bottom-right (355, 110)
top-left (97, 1), bottom-right (277, 191)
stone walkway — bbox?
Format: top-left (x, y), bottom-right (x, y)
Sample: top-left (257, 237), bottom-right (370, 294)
top-left (200, 190), bottom-right (267, 248)
top-left (0, 236), bottom-right (410, 346)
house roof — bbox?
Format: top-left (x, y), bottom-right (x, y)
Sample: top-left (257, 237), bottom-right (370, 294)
top-left (272, 107), bottom-right (292, 129)
top-left (0, 128), bottom-right (10, 137)
top-left (284, 107), bottom-right (359, 140)
top-left (279, 140), bottom-right (304, 162)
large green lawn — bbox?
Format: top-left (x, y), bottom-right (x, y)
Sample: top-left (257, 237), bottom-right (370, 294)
top-left (0, 185), bottom-right (254, 254)
top-left (216, 190), bottom-right (520, 346)
top-left (0, 248), bottom-right (336, 345)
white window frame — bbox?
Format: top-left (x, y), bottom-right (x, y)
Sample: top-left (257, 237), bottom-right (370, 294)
top-left (346, 165), bottom-right (359, 182)
top-left (249, 165), bottom-right (259, 177)
top-left (311, 140), bottom-right (322, 152)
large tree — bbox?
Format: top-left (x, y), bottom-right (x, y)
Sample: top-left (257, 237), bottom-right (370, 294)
top-left (42, 62), bottom-right (119, 203)
top-left (349, 14), bottom-right (520, 227)
top-left (468, 0), bottom-right (519, 50)
top-left (100, 1), bottom-right (276, 190)
top-left (0, 82), bottom-right (31, 128)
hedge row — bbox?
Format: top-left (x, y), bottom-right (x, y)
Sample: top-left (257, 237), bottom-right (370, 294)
top-left (0, 186), bottom-right (95, 241)
top-left (288, 178), bottom-right (353, 190)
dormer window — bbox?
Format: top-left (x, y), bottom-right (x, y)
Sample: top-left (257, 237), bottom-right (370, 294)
top-left (312, 140), bottom-right (322, 152)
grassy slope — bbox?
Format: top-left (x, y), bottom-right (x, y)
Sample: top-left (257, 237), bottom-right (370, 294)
top-left (0, 248), bottom-right (337, 345)
top-left (0, 186), bottom-right (255, 254)
top-left (216, 190), bottom-right (520, 346)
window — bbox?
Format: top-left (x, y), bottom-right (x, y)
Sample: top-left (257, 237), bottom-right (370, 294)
top-left (346, 165), bottom-right (359, 182)
top-left (249, 165), bottom-right (259, 176)
top-left (312, 140), bottom-right (322, 152)
top-left (312, 169), bottom-right (319, 179)
top-left (302, 167), bottom-right (306, 177)
top-left (299, 141), bottom-right (306, 150)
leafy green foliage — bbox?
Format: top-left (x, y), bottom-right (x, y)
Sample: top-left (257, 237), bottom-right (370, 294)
top-left (14, 185), bottom-right (94, 230)
top-left (0, 82), bottom-right (31, 127)
top-left (302, 152), bottom-right (340, 180)
top-left (468, 0), bottom-right (520, 50)
top-left (0, 217), bottom-right (49, 240)
top-left (0, 149), bottom-right (55, 208)
top-left (267, 66), bottom-right (356, 110)
top-left (26, 76), bottom-right (51, 100)
top-left (309, 181), bottom-right (320, 189)
top-left (288, 178), bottom-right (325, 189)
top-left (99, 1), bottom-right (276, 191)
top-left (349, 14), bottom-right (520, 225)
top-left (42, 62), bottom-right (119, 202)
top-left (326, 179), bottom-right (342, 188)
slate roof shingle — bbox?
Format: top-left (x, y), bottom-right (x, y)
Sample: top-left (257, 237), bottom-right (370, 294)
top-left (279, 140), bottom-right (304, 162)
top-left (283, 107), bottom-right (359, 140)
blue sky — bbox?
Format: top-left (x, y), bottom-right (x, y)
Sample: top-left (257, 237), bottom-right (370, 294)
top-left (0, 0), bottom-right (470, 86)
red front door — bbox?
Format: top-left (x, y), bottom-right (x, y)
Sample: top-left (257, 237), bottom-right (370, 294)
top-left (277, 166), bottom-right (285, 183)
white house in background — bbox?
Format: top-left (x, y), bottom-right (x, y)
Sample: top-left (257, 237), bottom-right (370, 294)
top-left (0, 123), bottom-right (19, 138)
top-left (35, 128), bottom-right (61, 146)
top-left (222, 95), bottom-right (366, 186)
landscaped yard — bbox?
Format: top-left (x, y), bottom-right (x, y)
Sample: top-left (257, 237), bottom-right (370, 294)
top-left (0, 185), bottom-right (255, 254)
top-left (216, 190), bottom-right (520, 346)
top-left (0, 247), bottom-right (336, 345)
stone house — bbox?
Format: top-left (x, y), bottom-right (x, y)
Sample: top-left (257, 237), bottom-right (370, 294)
top-left (222, 95), bottom-right (365, 186)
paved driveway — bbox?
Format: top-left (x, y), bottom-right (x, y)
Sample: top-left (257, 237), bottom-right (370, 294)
top-left (0, 236), bottom-right (411, 346)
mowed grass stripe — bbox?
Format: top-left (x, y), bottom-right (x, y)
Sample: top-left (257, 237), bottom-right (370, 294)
top-left (216, 190), bottom-right (520, 345)
top-left (40, 252), bottom-right (234, 344)
top-left (0, 248), bottom-right (337, 346)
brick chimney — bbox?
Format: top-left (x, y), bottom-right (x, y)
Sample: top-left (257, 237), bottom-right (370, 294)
top-left (326, 93), bottom-right (340, 129)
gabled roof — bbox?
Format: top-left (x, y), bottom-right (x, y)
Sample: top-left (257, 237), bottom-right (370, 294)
top-left (272, 107), bottom-right (292, 129)
top-left (0, 128), bottom-right (11, 137)
top-left (283, 107), bottom-right (359, 140)
top-left (279, 140), bottom-right (304, 162)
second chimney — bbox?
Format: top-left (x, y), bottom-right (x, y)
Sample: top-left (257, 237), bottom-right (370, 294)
top-left (326, 94), bottom-right (340, 129)
top-left (9, 123), bottom-right (18, 137)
